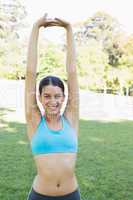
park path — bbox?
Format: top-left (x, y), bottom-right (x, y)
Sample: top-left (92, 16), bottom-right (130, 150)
top-left (0, 80), bottom-right (133, 122)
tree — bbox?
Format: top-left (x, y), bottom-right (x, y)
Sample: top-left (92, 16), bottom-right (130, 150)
top-left (0, 0), bottom-right (27, 39)
top-left (120, 34), bottom-right (133, 68)
top-left (0, 0), bottom-right (27, 79)
top-left (74, 11), bottom-right (124, 67)
top-left (76, 39), bottom-right (108, 90)
top-left (73, 11), bottom-right (133, 93)
top-left (38, 43), bottom-right (66, 81)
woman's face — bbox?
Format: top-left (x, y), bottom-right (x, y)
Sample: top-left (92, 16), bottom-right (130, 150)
top-left (39, 85), bottom-right (65, 116)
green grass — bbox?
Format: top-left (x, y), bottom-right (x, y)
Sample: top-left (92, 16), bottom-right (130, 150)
top-left (0, 108), bottom-right (133, 200)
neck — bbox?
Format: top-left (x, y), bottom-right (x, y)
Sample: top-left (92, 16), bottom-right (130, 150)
top-left (45, 113), bottom-right (61, 123)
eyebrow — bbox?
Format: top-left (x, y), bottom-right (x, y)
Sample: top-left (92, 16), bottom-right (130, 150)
top-left (43, 93), bottom-right (62, 95)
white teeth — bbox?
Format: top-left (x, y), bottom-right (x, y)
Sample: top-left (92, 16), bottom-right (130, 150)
top-left (49, 106), bottom-right (57, 109)
top-left (49, 105), bottom-right (58, 107)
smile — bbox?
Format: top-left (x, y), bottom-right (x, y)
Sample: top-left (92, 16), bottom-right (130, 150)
top-left (48, 106), bottom-right (58, 109)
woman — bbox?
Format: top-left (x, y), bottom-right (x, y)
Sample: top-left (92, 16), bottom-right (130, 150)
top-left (25, 13), bottom-right (80, 200)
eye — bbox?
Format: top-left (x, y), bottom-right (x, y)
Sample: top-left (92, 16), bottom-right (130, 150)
top-left (55, 94), bottom-right (62, 99)
top-left (44, 95), bottom-right (50, 99)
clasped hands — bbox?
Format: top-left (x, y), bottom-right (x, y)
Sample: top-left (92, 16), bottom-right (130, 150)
top-left (35, 13), bottom-right (71, 29)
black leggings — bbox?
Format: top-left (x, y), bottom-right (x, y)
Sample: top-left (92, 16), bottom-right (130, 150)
top-left (27, 188), bottom-right (81, 200)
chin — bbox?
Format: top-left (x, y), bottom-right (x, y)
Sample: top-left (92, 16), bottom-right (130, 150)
top-left (47, 110), bottom-right (60, 115)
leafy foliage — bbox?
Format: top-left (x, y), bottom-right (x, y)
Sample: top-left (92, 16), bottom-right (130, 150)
top-left (0, 0), bottom-right (27, 79)
top-left (1, 4), bottom-right (133, 94)
top-left (74, 11), bottom-right (133, 93)
top-left (38, 43), bottom-right (66, 81)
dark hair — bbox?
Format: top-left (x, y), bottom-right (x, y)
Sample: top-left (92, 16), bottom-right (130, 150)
top-left (39, 76), bottom-right (65, 95)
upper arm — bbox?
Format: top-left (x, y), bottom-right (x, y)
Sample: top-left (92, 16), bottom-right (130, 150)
top-left (64, 71), bottom-right (79, 134)
top-left (25, 69), bottom-right (40, 122)
top-left (25, 24), bottom-right (40, 122)
top-left (63, 26), bottom-right (79, 134)
top-left (25, 70), bottom-right (41, 139)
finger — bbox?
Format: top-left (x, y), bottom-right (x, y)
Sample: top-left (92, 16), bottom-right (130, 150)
top-left (46, 23), bottom-right (59, 27)
top-left (44, 21), bottom-right (58, 27)
top-left (54, 18), bottom-right (63, 23)
top-left (54, 17), bottom-right (67, 23)
top-left (54, 18), bottom-right (69, 27)
top-left (53, 19), bottom-right (63, 25)
top-left (54, 17), bottom-right (61, 20)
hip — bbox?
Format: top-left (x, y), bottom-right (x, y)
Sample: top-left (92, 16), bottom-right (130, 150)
top-left (32, 174), bottom-right (78, 196)
top-left (27, 187), bottom-right (81, 200)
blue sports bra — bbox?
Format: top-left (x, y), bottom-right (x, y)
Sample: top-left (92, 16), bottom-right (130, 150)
top-left (31, 115), bottom-right (78, 155)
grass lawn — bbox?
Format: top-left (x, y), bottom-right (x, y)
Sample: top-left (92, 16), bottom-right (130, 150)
top-left (0, 108), bottom-right (133, 200)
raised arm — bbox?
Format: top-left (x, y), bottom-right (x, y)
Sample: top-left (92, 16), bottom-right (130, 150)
top-left (25, 15), bottom-right (58, 128)
top-left (25, 21), bottom-right (40, 122)
top-left (65, 24), bottom-right (79, 134)
top-left (55, 19), bottom-right (79, 134)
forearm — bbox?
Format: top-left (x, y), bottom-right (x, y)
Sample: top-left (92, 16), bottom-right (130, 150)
top-left (66, 26), bottom-right (76, 74)
top-left (26, 24), bottom-right (40, 75)
top-left (65, 28), bottom-right (79, 132)
top-left (25, 24), bottom-right (40, 117)
top-left (66, 26), bottom-right (79, 107)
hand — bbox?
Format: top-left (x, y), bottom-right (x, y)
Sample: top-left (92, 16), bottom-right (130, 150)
top-left (54, 18), bottom-right (72, 29)
top-left (34, 13), bottom-right (59, 28)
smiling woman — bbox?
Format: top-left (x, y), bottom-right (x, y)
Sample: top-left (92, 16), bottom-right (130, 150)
top-left (38, 76), bottom-right (65, 117)
top-left (25, 13), bottom-right (80, 200)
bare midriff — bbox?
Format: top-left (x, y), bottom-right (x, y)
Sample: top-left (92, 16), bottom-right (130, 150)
top-left (32, 153), bottom-right (78, 196)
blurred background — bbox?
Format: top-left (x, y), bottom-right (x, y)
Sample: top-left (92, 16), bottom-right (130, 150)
top-left (1, 0), bottom-right (133, 120)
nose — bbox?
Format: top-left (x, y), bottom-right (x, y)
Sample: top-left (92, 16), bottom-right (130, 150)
top-left (49, 97), bottom-right (57, 104)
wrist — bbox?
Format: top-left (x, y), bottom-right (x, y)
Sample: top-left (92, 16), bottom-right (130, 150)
top-left (66, 25), bottom-right (73, 33)
top-left (33, 22), bottom-right (41, 29)
top-left (65, 24), bottom-right (72, 31)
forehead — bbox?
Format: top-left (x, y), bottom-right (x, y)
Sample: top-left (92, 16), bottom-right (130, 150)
top-left (41, 85), bottom-right (63, 94)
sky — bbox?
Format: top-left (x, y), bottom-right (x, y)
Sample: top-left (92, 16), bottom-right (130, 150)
top-left (22, 0), bottom-right (133, 41)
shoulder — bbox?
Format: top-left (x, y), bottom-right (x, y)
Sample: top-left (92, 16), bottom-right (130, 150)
top-left (63, 113), bottom-right (79, 136)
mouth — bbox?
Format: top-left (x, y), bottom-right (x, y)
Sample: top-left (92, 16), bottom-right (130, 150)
top-left (48, 105), bottom-right (58, 110)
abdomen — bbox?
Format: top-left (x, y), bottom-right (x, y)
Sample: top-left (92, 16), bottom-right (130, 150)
top-left (32, 153), bottom-right (78, 195)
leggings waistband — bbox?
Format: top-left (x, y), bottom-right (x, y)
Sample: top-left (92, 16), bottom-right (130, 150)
top-left (27, 187), bottom-right (81, 200)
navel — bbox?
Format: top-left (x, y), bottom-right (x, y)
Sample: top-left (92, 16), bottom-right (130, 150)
top-left (57, 183), bottom-right (60, 187)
